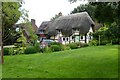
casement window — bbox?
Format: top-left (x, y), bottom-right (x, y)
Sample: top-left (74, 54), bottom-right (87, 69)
top-left (75, 29), bottom-right (79, 32)
top-left (63, 38), bottom-right (65, 41)
top-left (66, 37), bottom-right (69, 41)
top-left (72, 36), bottom-right (74, 40)
top-left (89, 36), bottom-right (91, 39)
top-left (57, 29), bottom-right (61, 33)
top-left (73, 28), bottom-right (79, 32)
top-left (81, 36), bottom-right (83, 40)
top-left (39, 30), bottom-right (44, 34)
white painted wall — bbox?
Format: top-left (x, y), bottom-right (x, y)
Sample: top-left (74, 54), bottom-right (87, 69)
top-left (50, 27), bottom-right (93, 44)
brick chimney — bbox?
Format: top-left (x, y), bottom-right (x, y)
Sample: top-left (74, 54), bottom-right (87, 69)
top-left (31, 19), bottom-right (36, 24)
top-left (59, 12), bottom-right (62, 16)
top-left (31, 19), bottom-right (38, 32)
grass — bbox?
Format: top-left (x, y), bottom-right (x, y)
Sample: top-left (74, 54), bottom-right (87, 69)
top-left (2, 45), bottom-right (118, 78)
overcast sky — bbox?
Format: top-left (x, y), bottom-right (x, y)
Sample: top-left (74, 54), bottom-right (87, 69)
top-left (22, 0), bottom-right (88, 27)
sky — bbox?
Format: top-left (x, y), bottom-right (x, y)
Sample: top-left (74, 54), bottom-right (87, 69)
top-left (22, 0), bottom-right (88, 27)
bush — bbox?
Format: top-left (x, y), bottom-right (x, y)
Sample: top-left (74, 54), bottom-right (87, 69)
top-left (8, 48), bottom-right (16, 55)
top-left (4, 47), bottom-right (17, 55)
top-left (15, 47), bottom-right (25, 55)
top-left (4, 48), bottom-right (9, 55)
top-left (80, 43), bottom-right (89, 47)
top-left (24, 46), bottom-right (37, 54)
top-left (44, 46), bottom-right (52, 53)
top-left (89, 40), bottom-right (98, 46)
top-left (34, 43), bottom-right (40, 52)
top-left (100, 40), bottom-right (108, 45)
top-left (50, 42), bottom-right (62, 45)
top-left (50, 45), bottom-right (61, 52)
top-left (64, 45), bottom-right (71, 50)
top-left (68, 43), bottom-right (78, 49)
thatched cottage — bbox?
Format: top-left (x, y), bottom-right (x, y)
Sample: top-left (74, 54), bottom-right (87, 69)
top-left (37, 12), bottom-right (95, 44)
top-left (13, 19), bottom-right (38, 43)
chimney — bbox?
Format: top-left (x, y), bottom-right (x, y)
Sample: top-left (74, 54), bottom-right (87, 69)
top-left (59, 12), bottom-right (62, 16)
top-left (31, 19), bottom-right (36, 24)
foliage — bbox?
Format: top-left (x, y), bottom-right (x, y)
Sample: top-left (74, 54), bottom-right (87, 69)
top-left (8, 48), bottom-right (15, 55)
top-left (71, 4), bottom-right (95, 19)
top-left (44, 46), bottom-right (52, 53)
top-left (80, 43), bottom-right (89, 47)
top-left (15, 47), bottom-right (25, 55)
top-left (90, 2), bottom-right (116, 25)
top-left (4, 47), bottom-right (19, 55)
top-left (93, 22), bottom-right (119, 45)
top-left (25, 22), bottom-right (38, 44)
top-left (16, 30), bottom-right (27, 47)
top-left (50, 45), bottom-right (61, 52)
top-left (34, 43), bottom-right (40, 52)
top-left (4, 48), bottom-right (9, 55)
top-left (50, 42), bottom-right (60, 45)
top-left (2, 2), bottom-right (27, 45)
top-left (68, 43), bottom-right (78, 49)
top-left (62, 45), bottom-right (71, 51)
top-left (44, 42), bottom-right (71, 53)
top-left (89, 40), bottom-right (98, 46)
top-left (50, 12), bottom-right (62, 21)
top-left (24, 46), bottom-right (37, 54)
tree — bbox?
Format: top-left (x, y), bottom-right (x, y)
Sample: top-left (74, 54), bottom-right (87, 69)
top-left (2, 2), bottom-right (28, 45)
top-left (50, 12), bottom-right (62, 21)
top-left (71, 4), bottom-right (96, 19)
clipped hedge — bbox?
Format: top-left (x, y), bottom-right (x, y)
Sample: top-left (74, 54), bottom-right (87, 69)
top-left (4, 48), bottom-right (9, 55)
top-left (68, 43), bottom-right (78, 49)
top-left (80, 43), bottom-right (89, 47)
top-left (89, 40), bottom-right (99, 46)
top-left (4, 47), bottom-right (16, 55)
top-left (50, 45), bottom-right (61, 52)
top-left (24, 46), bottom-right (37, 54)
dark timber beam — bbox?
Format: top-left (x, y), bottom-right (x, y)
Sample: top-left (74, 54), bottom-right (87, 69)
top-left (85, 33), bottom-right (87, 43)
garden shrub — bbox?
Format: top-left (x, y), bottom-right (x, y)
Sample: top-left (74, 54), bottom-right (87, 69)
top-left (68, 43), bottom-right (78, 49)
top-left (50, 42), bottom-right (62, 45)
top-left (75, 42), bottom-right (81, 47)
top-left (100, 40), bottom-right (108, 45)
top-left (50, 45), bottom-right (61, 52)
top-left (4, 47), bottom-right (17, 55)
top-left (64, 45), bottom-right (71, 50)
top-left (49, 42), bottom-right (64, 51)
top-left (15, 47), bottom-right (25, 54)
top-left (80, 43), bottom-right (89, 47)
top-left (8, 48), bottom-right (16, 55)
top-left (89, 40), bottom-right (98, 46)
top-left (24, 46), bottom-right (37, 54)
top-left (34, 43), bottom-right (40, 52)
top-left (44, 46), bottom-right (52, 53)
top-left (4, 48), bottom-right (9, 55)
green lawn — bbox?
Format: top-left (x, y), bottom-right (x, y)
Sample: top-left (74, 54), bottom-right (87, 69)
top-left (2, 45), bottom-right (118, 78)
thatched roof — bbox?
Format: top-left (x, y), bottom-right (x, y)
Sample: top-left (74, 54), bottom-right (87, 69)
top-left (37, 21), bottom-right (51, 34)
top-left (46, 12), bottom-right (95, 36)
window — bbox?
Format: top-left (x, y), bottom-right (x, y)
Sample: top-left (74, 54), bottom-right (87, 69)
top-left (72, 36), bottom-right (74, 40)
top-left (63, 38), bottom-right (65, 41)
top-left (58, 29), bottom-right (61, 33)
top-left (40, 30), bottom-right (44, 34)
top-left (66, 38), bottom-right (69, 41)
top-left (81, 36), bottom-right (83, 40)
top-left (89, 36), bottom-right (92, 39)
top-left (75, 29), bottom-right (79, 32)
